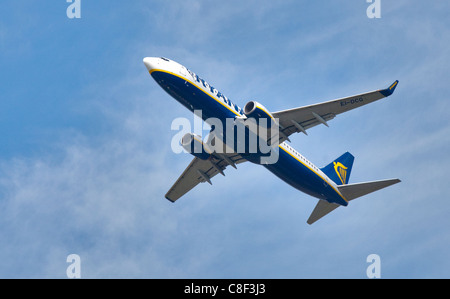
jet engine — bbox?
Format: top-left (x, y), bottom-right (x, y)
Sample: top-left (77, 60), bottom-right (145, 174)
top-left (181, 133), bottom-right (211, 160)
top-left (243, 101), bottom-right (275, 122)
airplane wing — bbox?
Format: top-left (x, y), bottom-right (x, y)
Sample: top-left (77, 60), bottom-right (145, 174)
top-left (165, 152), bottom-right (246, 202)
top-left (272, 80), bottom-right (398, 142)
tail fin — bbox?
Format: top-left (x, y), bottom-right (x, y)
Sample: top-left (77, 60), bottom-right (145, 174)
top-left (321, 152), bottom-right (354, 185)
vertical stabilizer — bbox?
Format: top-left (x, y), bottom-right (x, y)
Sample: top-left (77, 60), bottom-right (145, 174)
top-left (321, 152), bottom-right (354, 185)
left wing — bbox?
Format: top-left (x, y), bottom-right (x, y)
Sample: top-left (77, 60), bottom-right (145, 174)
top-left (165, 152), bottom-right (246, 202)
top-left (272, 80), bottom-right (398, 142)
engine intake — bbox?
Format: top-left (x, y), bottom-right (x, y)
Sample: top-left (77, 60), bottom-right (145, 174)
top-left (244, 101), bottom-right (274, 121)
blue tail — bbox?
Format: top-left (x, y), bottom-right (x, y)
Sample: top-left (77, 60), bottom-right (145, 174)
top-left (321, 152), bottom-right (355, 185)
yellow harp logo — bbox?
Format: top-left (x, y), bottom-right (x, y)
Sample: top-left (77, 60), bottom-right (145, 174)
top-left (333, 162), bottom-right (348, 185)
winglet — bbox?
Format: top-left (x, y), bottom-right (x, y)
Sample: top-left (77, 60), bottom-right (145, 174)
top-left (379, 80), bottom-right (399, 97)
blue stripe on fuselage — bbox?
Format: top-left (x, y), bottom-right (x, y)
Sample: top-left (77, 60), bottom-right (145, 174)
top-left (151, 69), bottom-right (348, 206)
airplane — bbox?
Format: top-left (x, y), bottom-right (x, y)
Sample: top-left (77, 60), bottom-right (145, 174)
top-left (143, 56), bottom-right (401, 224)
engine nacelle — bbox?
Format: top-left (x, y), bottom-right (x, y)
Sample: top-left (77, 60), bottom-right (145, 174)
top-left (243, 101), bottom-right (275, 123)
top-left (181, 133), bottom-right (211, 160)
top-left (241, 101), bottom-right (280, 165)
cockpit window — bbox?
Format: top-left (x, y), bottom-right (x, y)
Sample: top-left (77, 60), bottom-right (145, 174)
top-left (160, 57), bottom-right (170, 62)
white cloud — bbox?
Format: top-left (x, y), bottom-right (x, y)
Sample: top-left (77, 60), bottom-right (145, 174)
top-left (0, 124), bottom-right (174, 277)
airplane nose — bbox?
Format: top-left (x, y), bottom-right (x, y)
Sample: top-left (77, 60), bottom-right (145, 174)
top-left (143, 57), bottom-right (160, 71)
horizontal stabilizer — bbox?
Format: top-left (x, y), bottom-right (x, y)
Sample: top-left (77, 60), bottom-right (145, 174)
top-left (307, 200), bottom-right (340, 225)
top-left (337, 178), bottom-right (401, 201)
top-left (307, 178), bottom-right (401, 224)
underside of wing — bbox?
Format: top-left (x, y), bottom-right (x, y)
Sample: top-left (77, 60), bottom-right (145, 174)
top-left (272, 80), bottom-right (398, 142)
top-left (165, 153), bottom-right (245, 202)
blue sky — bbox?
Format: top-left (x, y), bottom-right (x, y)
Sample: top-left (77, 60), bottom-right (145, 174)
top-left (1, 0), bottom-right (449, 278)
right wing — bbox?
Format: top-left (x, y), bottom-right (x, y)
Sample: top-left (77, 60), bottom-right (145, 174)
top-left (272, 80), bottom-right (399, 143)
top-left (165, 152), bottom-right (246, 202)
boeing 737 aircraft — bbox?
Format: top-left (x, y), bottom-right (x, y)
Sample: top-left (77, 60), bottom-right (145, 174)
top-left (143, 57), bottom-right (400, 224)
